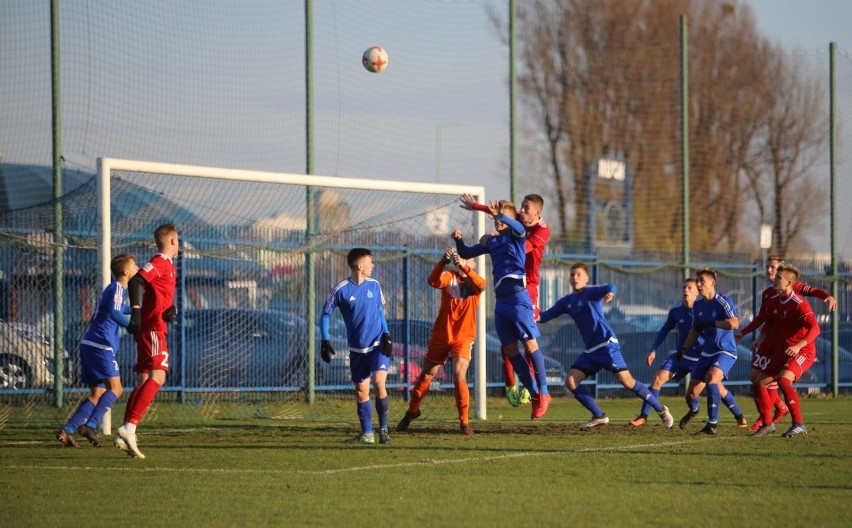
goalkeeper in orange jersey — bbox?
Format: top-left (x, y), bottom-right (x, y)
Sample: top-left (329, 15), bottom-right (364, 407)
top-left (396, 247), bottom-right (486, 436)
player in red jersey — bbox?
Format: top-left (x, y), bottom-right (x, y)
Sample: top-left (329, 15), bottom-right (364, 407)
top-left (736, 255), bottom-right (835, 430)
top-left (740, 264), bottom-right (819, 436)
top-left (115, 224), bottom-right (180, 458)
top-left (501, 194), bottom-right (551, 407)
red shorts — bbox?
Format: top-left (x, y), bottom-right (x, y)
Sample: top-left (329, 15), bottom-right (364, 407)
top-left (752, 349), bottom-right (814, 380)
top-left (134, 330), bottom-right (171, 373)
top-left (425, 340), bottom-right (474, 364)
top-left (780, 352), bottom-right (816, 381)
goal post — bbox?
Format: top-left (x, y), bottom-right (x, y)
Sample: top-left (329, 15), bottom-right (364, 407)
top-left (96, 157), bottom-right (490, 428)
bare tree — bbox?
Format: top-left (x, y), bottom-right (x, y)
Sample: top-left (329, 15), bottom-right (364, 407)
top-left (508, 0), bottom-right (827, 254)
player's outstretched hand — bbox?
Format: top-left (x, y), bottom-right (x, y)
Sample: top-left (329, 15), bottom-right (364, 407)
top-left (126, 321), bottom-right (139, 335)
top-left (646, 350), bottom-right (656, 366)
top-left (381, 333), bottom-right (393, 357)
top-left (452, 251), bottom-right (465, 268)
top-left (459, 193), bottom-right (477, 210)
top-left (826, 295), bottom-right (837, 312)
top-left (162, 305), bottom-right (178, 323)
top-left (320, 340), bottom-right (335, 363)
top-left (451, 229), bottom-right (463, 241)
top-left (443, 247), bottom-right (454, 263)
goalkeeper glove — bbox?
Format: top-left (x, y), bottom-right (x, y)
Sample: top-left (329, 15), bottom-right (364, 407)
top-left (130, 307), bottom-right (141, 333)
top-left (694, 320), bottom-right (715, 332)
top-left (125, 321), bottom-right (139, 335)
top-left (162, 305), bottom-right (178, 323)
top-left (381, 333), bottom-right (393, 357)
top-left (320, 340), bottom-right (335, 363)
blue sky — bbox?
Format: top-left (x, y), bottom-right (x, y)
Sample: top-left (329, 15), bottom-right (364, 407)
top-left (747, 0), bottom-right (852, 53)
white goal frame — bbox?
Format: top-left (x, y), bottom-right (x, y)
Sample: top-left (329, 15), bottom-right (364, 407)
top-left (96, 157), bottom-right (489, 430)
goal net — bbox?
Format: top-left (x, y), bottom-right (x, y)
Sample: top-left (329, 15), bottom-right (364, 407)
top-left (97, 158), bottom-right (487, 425)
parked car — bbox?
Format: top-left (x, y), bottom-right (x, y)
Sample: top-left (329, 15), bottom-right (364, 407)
top-left (387, 319), bottom-right (565, 387)
top-left (113, 308), bottom-right (414, 390)
top-left (0, 321), bottom-right (70, 390)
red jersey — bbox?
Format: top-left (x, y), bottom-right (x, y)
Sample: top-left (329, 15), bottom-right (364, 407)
top-left (427, 260), bottom-right (485, 345)
top-left (740, 280), bottom-right (830, 336)
top-left (137, 253), bottom-right (176, 333)
top-left (754, 291), bottom-right (819, 359)
top-left (524, 219), bottom-right (550, 288)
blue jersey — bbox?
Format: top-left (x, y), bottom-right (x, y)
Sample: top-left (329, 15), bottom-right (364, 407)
top-left (322, 277), bottom-right (388, 353)
top-left (650, 302), bottom-right (702, 359)
top-left (81, 280), bottom-right (132, 353)
top-left (455, 213), bottom-right (526, 292)
top-left (693, 293), bottom-right (738, 357)
top-left (539, 284), bottom-right (617, 350)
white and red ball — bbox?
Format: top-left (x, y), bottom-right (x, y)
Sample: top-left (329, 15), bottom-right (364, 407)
top-left (362, 46), bottom-right (389, 73)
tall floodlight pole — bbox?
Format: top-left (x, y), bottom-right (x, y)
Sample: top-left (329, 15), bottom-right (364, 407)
top-left (51, 0), bottom-right (65, 407)
top-left (305, 0), bottom-right (318, 404)
top-left (509, 0), bottom-right (517, 204)
top-left (829, 42), bottom-right (839, 396)
top-left (680, 15), bottom-right (690, 281)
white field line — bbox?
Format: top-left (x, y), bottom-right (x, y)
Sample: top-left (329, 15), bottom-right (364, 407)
top-left (5, 438), bottom-right (712, 476)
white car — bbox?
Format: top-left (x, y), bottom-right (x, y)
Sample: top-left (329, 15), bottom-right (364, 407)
top-left (0, 321), bottom-right (68, 390)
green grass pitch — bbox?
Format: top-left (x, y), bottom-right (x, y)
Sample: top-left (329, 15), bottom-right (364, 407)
top-left (2, 396), bottom-right (851, 527)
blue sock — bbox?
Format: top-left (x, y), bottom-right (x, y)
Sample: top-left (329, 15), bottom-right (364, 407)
top-left (631, 380), bottom-right (663, 412)
top-left (528, 350), bottom-right (549, 395)
top-left (509, 354), bottom-right (538, 394)
top-left (357, 400), bottom-right (373, 434)
top-left (686, 394), bottom-right (700, 412)
top-left (375, 395), bottom-right (389, 430)
top-left (707, 384), bottom-right (721, 424)
top-left (63, 398), bottom-right (96, 434)
top-left (571, 384), bottom-right (604, 417)
top-left (721, 392), bottom-right (743, 417)
top-left (85, 390), bottom-right (118, 429)
top-left (640, 387), bottom-right (660, 417)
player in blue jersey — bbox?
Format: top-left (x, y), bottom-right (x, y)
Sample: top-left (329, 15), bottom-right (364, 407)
top-left (455, 194), bottom-right (552, 419)
top-left (538, 262), bottom-right (674, 429)
top-left (629, 278), bottom-right (746, 429)
top-left (57, 254), bottom-right (139, 448)
top-left (320, 247), bottom-right (394, 444)
top-left (677, 268), bottom-right (741, 435)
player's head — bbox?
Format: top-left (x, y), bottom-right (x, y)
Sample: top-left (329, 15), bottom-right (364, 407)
top-left (766, 255), bottom-right (784, 281)
top-left (695, 268), bottom-right (717, 298)
top-left (154, 223), bottom-right (180, 257)
top-left (519, 194), bottom-right (544, 226)
top-left (347, 247), bottom-right (374, 277)
top-left (569, 262), bottom-right (590, 290)
top-left (110, 253), bottom-right (138, 280)
top-left (682, 277), bottom-right (698, 303)
top-left (493, 200), bottom-right (517, 232)
top-left (774, 263), bottom-right (799, 292)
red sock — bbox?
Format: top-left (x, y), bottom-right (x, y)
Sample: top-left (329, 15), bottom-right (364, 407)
top-left (777, 377), bottom-right (803, 424)
top-left (455, 378), bottom-right (470, 424)
top-left (753, 385), bottom-right (773, 426)
top-left (769, 385), bottom-right (788, 411)
top-left (123, 387), bottom-right (140, 423)
top-left (409, 374), bottom-right (432, 414)
top-left (501, 348), bottom-right (515, 387)
top-left (126, 378), bottom-right (162, 426)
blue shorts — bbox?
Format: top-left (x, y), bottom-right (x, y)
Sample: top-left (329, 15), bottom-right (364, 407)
top-left (349, 348), bottom-right (390, 384)
top-left (659, 352), bottom-right (699, 381)
top-left (571, 342), bottom-right (629, 376)
top-left (494, 290), bottom-right (541, 346)
top-left (692, 352), bottom-right (737, 381)
top-left (79, 342), bottom-right (120, 386)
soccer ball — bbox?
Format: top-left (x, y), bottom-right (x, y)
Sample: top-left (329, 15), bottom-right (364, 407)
top-left (362, 46), bottom-right (389, 73)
